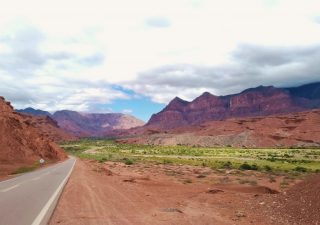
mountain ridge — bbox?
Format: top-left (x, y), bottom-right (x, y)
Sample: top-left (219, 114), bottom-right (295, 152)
top-left (146, 82), bottom-right (320, 130)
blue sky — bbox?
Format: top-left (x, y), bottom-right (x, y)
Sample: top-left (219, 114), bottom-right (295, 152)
top-left (107, 96), bottom-right (165, 122)
top-left (93, 87), bottom-right (165, 121)
top-left (0, 0), bottom-right (320, 121)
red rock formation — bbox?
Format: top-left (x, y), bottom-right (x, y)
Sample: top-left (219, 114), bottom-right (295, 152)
top-left (18, 114), bottom-right (76, 142)
top-left (119, 109), bottom-right (320, 148)
top-left (147, 83), bottom-right (320, 130)
top-left (0, 97), bottom-right (67, 176)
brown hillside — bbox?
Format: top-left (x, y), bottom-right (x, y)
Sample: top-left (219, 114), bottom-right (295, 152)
top-left (18, 114), bottom-right (76, 142)
top-left (0, 97), bottom-right (67, 176)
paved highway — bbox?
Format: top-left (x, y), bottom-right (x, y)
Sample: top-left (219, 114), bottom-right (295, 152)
top-left (0, 157), bottom-right (76, 225)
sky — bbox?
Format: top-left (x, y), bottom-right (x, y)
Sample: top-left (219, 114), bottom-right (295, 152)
top-left (0, 0), bottom-right (320, 121)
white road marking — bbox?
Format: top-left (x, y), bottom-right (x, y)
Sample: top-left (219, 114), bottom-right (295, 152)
top-left (31, 159), bottom-right (76, 225)
top-left (0, 184), bottom-right (20, 192)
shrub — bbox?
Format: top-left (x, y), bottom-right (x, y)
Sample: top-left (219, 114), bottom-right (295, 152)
top-left (239, 162), bottom-right (258, 170)
top-left (264, 165), bottom-right (272, 172)
top-left (163, 159), bottom-right (172, 164)
top-left (123, 158), bottom-right (134, 165)
top-left (98, 157), bottom-right (108, 163)
top-left (294, 166), bottom-right (307, 172)
top-left (223, 161), bottom-right (233, 169)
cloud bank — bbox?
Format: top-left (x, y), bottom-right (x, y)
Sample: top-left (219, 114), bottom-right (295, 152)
top-left (125, 44), bottom-right (320, 103)
top-left (0, 0), bottom-right (320, 117)
top-left (0, 25), bottom-right (127, 112)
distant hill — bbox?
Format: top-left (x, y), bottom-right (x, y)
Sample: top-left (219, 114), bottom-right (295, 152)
top-left (52, 110), bottom-right (145, 137)
top-left (16, 107), bottom-right (51, 116)
top-left (15, 107), bottom-right (145, 137)
top-left (146, 82), bottom-right (320, 130)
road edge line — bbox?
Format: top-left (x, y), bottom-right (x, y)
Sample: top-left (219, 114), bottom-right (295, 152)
top-left (31, 158), bottom-right (76, 225)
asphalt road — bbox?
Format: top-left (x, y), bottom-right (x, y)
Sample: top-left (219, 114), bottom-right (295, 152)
top-left (0, 157), bottom-right (76, 225)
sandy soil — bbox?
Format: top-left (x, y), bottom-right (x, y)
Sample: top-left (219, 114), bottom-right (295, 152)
top-left (49, 159), bottom-right (302, 225)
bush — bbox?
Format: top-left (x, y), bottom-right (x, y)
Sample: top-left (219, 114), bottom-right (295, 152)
top-left (163, 159), bottom-right (172, 164)
top-left (264, 165), bottom-right (272, 172)
top-left (98, 157), bottom-right (108, 163)
top-left (223, 161), bottom-right (233, 169)
top-left (123, 158), bottom-right (134, 165)
top-left (294, 166), bottom-right (307, 172)
top-left (239, 163), bottom-right (258, 170)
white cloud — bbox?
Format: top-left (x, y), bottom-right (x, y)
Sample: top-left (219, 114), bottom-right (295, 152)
top-left (0, 0), bottom-right (319, 110)
top-left (125, 44), bottom-right (320, 103)
top-left (122, 109), bottom-right (133, 114)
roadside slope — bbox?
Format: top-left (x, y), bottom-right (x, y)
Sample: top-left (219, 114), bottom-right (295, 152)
top-left (0, 96), bottom-right (67, 176)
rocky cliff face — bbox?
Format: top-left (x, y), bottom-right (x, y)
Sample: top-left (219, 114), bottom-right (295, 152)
top-left (20, 114), bottom-right (76, 142)
top-left (119, 109), bottom-right (320, 148)
top-left (52, 110), bottom-right (145, 137)
top-left (0, 97), bottom-right (67, 175)
top-left (146, 83), bottom-right (320, 130)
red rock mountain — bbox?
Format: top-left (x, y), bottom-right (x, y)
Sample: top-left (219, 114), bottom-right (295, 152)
top-left (52, 110), bottom-right (145, 137)
top-left (119, 109), bottom-right (320, 148)
top-left (0, 97), bottom-right (67, 176)
top-left (19, 114), bottom-right (76, 142)
top-left (146, 82), bottom-right (320, 130)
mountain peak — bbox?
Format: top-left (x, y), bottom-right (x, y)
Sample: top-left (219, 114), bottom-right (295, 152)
top-left (146, 82), bottom-right (320, 130)
top-left (241, 85), bottom-right (275, 94)
top-left (172, 96), bottom-right (187, 102)
top-left (200, 91), bottom-right (214, 97)
top-left (16, 107), bottom-right (51, 117)
top-left (164, 96), bottom-right (189, 111)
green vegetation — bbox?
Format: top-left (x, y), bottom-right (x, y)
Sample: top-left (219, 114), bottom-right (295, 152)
top-left (12, 162), bottom-right (42, 174)
top-left (61, 138), bottom-right (320, 173)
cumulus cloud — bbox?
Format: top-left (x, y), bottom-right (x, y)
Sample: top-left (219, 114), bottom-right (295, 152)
top-left (0, 25), bottom-right (126, 112)
top-left (145, 16), bottom-right (171, 28)
top-left (1, 0), bottom-right (320, 116)
top-left (125, 44), bottom-right (320, 103)
top-left (122, 109), bottom-right (133, 114)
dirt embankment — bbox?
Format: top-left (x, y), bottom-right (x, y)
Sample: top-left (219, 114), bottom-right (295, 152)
top-left (251, 173), bottom-right (320, 225)
top-left (0, 97), bottom-right (67, 177)
top-left (49, 158), bottom-right (319, 225)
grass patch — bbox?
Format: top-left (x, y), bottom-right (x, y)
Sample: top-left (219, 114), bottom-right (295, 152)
top-left (61, 139), bottom-right (320, 174)
top-left (12, 162), bottom-right (40, 174)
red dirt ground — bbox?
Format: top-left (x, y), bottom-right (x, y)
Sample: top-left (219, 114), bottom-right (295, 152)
top-left (50, 159), bottom-right (318, 225)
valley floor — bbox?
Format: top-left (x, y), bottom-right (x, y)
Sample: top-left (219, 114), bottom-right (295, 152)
top-left (49, 158), bottom-right (312, 225)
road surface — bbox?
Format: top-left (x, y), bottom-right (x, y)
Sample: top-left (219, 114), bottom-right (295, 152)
top-left (0, 157), bottom-right (76, 225)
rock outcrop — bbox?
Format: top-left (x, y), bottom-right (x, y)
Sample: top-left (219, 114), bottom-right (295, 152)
top-left (0, 97), bottom-right (67, 176)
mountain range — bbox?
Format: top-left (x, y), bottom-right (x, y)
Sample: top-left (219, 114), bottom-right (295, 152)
top-left (146, 82), bottom-right (320, 130)
top-left (16, 109), bottom-right (145, 137)
top-left (15, 82), bottom-right (320, 147)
